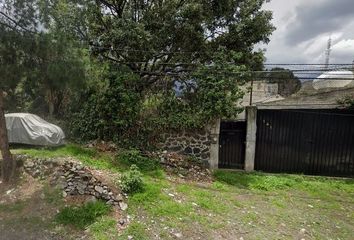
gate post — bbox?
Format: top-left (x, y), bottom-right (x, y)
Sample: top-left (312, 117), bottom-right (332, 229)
top-left (209, 119), bottom-right (220, 169)
top-left (245, 106), bottom-right (257, 171)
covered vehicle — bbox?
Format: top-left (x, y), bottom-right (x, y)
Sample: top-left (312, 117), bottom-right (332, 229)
top-left (5, 113), bottom-right (65, 146)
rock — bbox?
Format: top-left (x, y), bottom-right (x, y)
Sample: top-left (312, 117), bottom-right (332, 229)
top-left (62, 191), bottom-right (68, 198)
top-left (94, 186), bottom-right (104, 194)
top-left (119, 219), bottom-right (125, 225)
top-left (174, 232), bottom-right (183, 238)
top-left (119, 202), bottom-right (128, 211)
top-left (116, 194), bottom-right (123, 201)
top-left (26, 162), bottom-right (35, 168)
top-left (6, 189), bottom-right (15, 195)
top-left (128, 235), bottom-right (133, 240)
top-left (76, 165), bottom-right (84, 170)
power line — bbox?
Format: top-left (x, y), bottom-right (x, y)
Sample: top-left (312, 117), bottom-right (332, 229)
top-left (90, 46), bottom-right (354, 66)
top-left (133, 70), bottom-right (354, 80)
top-left (264, 63), bottom-right (354, 66)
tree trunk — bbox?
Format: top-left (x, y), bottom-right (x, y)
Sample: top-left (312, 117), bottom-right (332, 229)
top-left (46, 89), bottom-right (55, 117)
top-left (0, 90), bottom-right (15, 183)
top-left (48, 101), bottom-right (54, 117)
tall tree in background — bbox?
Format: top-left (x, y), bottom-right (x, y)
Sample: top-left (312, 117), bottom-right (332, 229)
top-left (0, 0), bottom-right (38, 182)
top-left (261, 68), bottom-right (301, 96)
top-left (28, 32), bottom-right (86, 116)
top-left (0, 0), bottom-right (86, 181)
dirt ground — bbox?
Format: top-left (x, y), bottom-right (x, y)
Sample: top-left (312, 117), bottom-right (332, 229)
top-left (1, 148), bottom-right (354, 240)
top-left (0, 173), bottom-right (79, 240)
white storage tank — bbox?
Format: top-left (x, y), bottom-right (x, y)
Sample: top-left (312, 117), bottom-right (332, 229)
top-left (313, 70), bottom-right (354, 90)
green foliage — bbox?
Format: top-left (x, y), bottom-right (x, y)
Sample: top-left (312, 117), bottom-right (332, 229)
top-left (120, 165), bottom-right (144, 194)
top-left (3, 0), bottom-right (276, 151)
top-left (90, 0), bottom-right (274, 72)
top-left (157, 49), bottom-right (248, 128)
top-left (338, 95), bottom-right (354, 109)
top-left (14, 144), bottom-right (118, 171)
top-left (213, 170), bottom-right (354, 193)
top-left (0, 0), bottom-right (38, 91)
top-left (55, 201), bottom-right (111, 229)
top-left (58, 0), bottom-right (275, 146)
top-left (213, 170), bottom-right (301, 191)
top-left (68, 69), bottom-right (143, 143)
top-left (25, 32), bottom-right (86, 116)
top-left (116, 149), bottom-right (160, 172)
top-left (89, 216), bottom-right (119, 240)
top-left (118, 223), bottom-right (149, 240)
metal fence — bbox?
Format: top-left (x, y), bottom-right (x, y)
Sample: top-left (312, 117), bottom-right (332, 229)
top-left (254, 109), bottom-right (354, 177)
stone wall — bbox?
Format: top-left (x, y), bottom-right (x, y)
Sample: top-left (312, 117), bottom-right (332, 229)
top-left (160, 129), bottom-right (215, 166)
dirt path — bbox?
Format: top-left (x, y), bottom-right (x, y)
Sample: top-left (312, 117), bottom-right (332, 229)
top-left (0, 174), bottom-right (79, 240)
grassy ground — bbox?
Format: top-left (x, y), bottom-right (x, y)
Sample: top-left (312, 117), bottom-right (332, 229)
top-left (3, 144), bottom-right (354, 240)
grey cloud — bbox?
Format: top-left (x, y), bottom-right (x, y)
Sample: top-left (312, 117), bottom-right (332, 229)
top-left (285, 0), bottom-right (354, 45)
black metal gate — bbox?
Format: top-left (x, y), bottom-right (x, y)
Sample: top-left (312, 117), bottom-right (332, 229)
top-left (219, 121), bottom-right (246, 169)
top-left (255, 109), bottom-right (354, 177)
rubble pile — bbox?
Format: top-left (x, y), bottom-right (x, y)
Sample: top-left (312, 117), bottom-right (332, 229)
top-left (22, 155), bottom-right (126, 209)
top-left (154, 151), bottom-right (212, 182)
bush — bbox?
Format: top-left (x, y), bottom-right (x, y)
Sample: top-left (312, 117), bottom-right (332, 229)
top-left (67, 70), bottom-right (143, 143)
top-left (117, 149), bottom-right (160, 172)
top-left (120, 165), bottom-right (144, 194)
top-left (56, 201), bottom-right (111, 229)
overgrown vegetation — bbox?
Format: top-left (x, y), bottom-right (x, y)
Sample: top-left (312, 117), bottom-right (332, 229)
top-left (116, 149), bottom-right (160, 172)
top-left (56, 201), bottom-right (111, 229)
top-left (120, 165), bottom-right (144, 194)
top-left (1, 0), bottom-right (276, 160)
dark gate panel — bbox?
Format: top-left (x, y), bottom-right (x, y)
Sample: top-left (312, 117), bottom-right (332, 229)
top-left (255, 109), bottom-right (354, 177)
top-left (219, 121), bottom-right (246, 169)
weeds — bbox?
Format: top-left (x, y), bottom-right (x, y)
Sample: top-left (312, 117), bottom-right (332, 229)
top-left (120, 165), bottom-right (144, 194)
top-left (116, 149), bottom-right (160, 172)
top-left (56, 201), bottom-right (111, 229)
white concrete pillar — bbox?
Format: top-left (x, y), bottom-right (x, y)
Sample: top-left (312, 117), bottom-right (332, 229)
top-left (245, 106), bottom-right (257, 171)
top-left (209, 119), bottom-right (220, 169)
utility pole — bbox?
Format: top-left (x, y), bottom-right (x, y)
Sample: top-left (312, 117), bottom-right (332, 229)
top-left (325, 36), bottom-right (332, 69)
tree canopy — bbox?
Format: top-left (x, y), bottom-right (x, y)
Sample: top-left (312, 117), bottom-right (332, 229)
top-left (0, 0), bottom-right (276, 181)
top-left (90, 0), bottom-right (275, 89)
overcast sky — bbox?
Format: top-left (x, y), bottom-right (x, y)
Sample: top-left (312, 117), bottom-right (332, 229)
top-left (260, 0), bottom-right (354, 64)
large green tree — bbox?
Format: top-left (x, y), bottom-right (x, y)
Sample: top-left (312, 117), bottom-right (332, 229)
top-left (90, 0), bottom-right (275, 90)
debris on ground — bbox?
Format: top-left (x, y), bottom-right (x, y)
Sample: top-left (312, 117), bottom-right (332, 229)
top-left (149, 151), bottom-right (212, 182)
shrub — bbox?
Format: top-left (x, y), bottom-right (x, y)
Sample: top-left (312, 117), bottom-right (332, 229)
top-left (117, 149), bottom-right (160, 172)
top-left (56, 201), bottom-right (111, 229)
top-left (120, 165), bottom-right (144, 194)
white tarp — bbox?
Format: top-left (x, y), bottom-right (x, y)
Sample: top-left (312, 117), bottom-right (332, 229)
top-left (5, 113), bottom-right (65, 146)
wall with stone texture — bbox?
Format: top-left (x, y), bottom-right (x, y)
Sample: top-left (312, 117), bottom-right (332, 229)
top-left (160, 129), bottom-right (215, 166)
